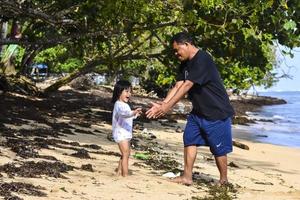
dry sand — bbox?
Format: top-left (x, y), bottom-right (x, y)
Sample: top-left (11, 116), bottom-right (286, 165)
top-left (1, 88), bottom-right (300, 200)
top-left (1, 118), bottom-right (300, 200)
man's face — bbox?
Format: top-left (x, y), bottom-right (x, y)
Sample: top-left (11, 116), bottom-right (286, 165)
top-left (172, 41), bottom-right (190, 61)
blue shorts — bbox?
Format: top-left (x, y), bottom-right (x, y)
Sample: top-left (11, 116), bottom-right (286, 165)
top-left (183, 114), bottom-right (233, 157)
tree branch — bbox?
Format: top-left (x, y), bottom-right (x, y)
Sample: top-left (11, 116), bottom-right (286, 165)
top-left (0, 0), bottom-right (76, 26)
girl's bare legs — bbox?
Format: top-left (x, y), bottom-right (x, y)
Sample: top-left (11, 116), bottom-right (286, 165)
top-left (117, 140), bottom-right (130, 177)
top-left (115, 158), bottom-right (122, 176)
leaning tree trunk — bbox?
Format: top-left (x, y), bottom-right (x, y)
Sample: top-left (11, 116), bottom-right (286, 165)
top-left (43, 52), bottom-right (155, 94)
top-left (43, 59), bottom-right (105, 95)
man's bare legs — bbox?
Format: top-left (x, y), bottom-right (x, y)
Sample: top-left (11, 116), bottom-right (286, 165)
top-left (171, 147), bottom-right (229, 185)
top-left (215, 155), bottom-right (228, 184)
top-left (171, 145), bottom-right (197, 185)
top-left (117, 140), bottom-right (130, 177)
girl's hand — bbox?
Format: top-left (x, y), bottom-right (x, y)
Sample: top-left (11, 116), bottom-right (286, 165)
top-left (133, 107), bottom-right (143, 117)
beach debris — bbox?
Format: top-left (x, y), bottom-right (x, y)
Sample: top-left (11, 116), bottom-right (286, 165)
top-left (132, 162), bottom-right (148, 168)
top-left (232, 140), bottom-right (249, 150)
top-left (5, 138), bottom-right (56, 159)
top-left (256, 134), bottom-right (268, 138)
top-left (192, 181), bottom-right (237, 200)
top-left (93, 150), bottom-right (121, 157)
top-left (145, 155), bottom-right (180, 171)
top-left (74, 128), bottom-right (94, 135)
top-left (81, 164), bottom-right (94, 172)
top-left (254, 181), bottom-right (274, 185)
top-left (133, 152), bottom-right (150, 160)
top-left (34, 138), bottom-right (103, 150)
top-left (9, 140), bottom-right (39, 158)
top-left (133, 122), bottom-right (144, 131)
top-left (4, 137), bottom-right (103, 161)
top-left (162, 172), bottom-right (180, 178)
top-left (138, 128), bottom-right (157, 139)
top-left (204, 156), bottom-right (214, 161)
top-left (37, 155), bottom-right (58, 161)
top-left (0, 182), bottom-right (46, 199)
top-left (228, 161), bottom-right (239, 168)
top-left (83, 143), bottom-right (103, 150)
top-left (70, 149), bottom-right (91, 159)
top-left (158, 119), bottom-right (177, 127)
top-left (6, 137), bottom-right (40, 151)
top-left (175, 126), bottom-right (183, 133)
top-left (17, 128), bottom-right (64, 138)
top-left (107, 133), bottom-right (114, 141)
top-left (0, 161), bottom-right (74, 178)
top-left (60, 187), bottom-right (68, 192)
top-left (141, 128), bottom-right (149, 134)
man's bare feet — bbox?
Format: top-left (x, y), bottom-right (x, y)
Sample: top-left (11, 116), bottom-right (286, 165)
top-left (170, 176), bottom-right (193, 186)
top-left (216, 179), bottom-right (229, 187)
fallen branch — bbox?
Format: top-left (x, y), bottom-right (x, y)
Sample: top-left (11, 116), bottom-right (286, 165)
top-left (233, 140), bottom-right (249, 150)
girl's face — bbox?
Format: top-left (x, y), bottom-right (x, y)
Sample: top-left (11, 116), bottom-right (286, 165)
top-left (119, 88), bottom-right (132, 103)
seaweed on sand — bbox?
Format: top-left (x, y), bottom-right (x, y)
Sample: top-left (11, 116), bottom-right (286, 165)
top-left (0, 161), bottom-right (74, 178)
top-left (192, 183), bottom-right (238, 200)
top-left (70, 148), bottom-right (91, 159)
top-left (0, 182), bottom-right (46, 200)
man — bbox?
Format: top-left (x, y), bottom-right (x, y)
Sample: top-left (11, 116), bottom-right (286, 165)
top-left (146, 32), bottom-right (234, 185)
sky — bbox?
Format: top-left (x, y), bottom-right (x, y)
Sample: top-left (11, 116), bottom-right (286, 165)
top-left (257, 47), bottom-right (300, 92)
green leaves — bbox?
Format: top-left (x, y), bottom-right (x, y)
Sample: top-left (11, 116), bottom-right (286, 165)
top-left (1, 0), bottom-right (299, 93)
top-left (283, 20), bottom-right (297, 31)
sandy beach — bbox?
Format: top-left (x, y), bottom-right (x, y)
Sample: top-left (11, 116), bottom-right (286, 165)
top-left (1, 88), bottom-right (300, 200)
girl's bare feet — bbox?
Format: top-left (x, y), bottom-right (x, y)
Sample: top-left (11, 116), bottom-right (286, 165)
top-left (114, 167), bottom-right (122, 176)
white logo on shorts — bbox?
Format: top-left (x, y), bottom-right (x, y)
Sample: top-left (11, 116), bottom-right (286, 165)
top-left (216, 142), bottom-right (222, 148)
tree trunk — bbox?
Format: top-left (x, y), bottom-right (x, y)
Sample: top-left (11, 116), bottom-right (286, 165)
top-left (43, 59), bottom-right (105, 94)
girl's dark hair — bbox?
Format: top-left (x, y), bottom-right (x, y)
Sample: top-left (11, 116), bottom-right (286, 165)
top-left (171, 31), bottom-right (194, 45)
top-left (111, 80), bottom-right (132, 103)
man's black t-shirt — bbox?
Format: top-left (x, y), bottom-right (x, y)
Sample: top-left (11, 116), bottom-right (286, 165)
top-left (177, 50), bottom-right (234, 120)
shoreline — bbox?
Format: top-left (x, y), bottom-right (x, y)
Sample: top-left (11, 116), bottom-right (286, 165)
top-left (1, 88), bottom-right (299, 200)
top-left (233, 123), bottom-right (300, 149)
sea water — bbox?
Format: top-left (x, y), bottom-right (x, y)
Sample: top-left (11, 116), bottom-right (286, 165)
top-left (238, 91), bottom-right (300, 148)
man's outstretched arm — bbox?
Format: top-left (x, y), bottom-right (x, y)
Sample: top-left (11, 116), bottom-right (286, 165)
top-left (163, 80), bottom-right (184, 103)
top-left (146, 80), bottom-right (194, 118)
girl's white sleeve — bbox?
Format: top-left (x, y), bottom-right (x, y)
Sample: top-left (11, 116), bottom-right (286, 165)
top-left (117, 103), bottom-right (134, 118)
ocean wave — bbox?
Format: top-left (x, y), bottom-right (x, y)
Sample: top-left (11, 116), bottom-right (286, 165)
top-left (272, 115), bottom-right (285, 120)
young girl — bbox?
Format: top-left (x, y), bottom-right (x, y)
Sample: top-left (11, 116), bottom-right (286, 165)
top-left (111, 80), bottom-right (142, 177)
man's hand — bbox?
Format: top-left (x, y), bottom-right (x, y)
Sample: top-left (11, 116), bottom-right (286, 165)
top-left (146, 101), bottom-right (170, 119)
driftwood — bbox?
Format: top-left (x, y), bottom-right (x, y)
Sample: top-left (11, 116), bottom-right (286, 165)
top-left (233, 140), bottom-right (249, 150)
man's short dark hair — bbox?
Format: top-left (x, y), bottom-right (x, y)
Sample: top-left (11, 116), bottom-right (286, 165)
top-left (171, 32), bottom-right (194, 45)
